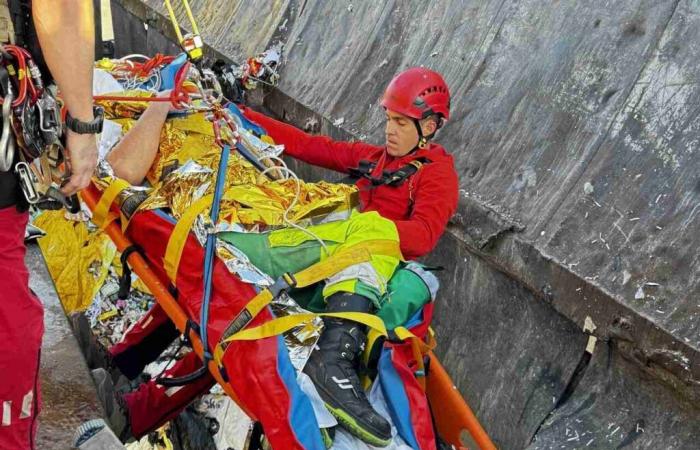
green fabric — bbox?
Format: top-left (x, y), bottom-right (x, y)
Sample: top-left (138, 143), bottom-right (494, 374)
top-left (219, 212), bottom-right (432, 329)
top-left (378, 264), bottom-right (432, 330)
top-left (221, 211), bottom-right (400, 304)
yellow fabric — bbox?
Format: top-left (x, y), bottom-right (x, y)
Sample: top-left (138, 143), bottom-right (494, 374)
top-left (92, 178), bottom-right (131, 229)
top-left (212, 236), bottom-right (403, 366)
top-left (214, 311), bottom-right (387, 366)
top-left (163, 193), bottom-right (214, 282)
top-left (35, 211), bottom-right (117, 313)
top-left (224, 312), bottom-right (387, 343)
top-left (267, 210), bottom-right (402, 299)
top-left (217, 237), bottom-right (401, 341)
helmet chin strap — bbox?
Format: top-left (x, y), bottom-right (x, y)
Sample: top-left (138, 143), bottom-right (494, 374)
top-left (412, 119), bottom-right (434, 152)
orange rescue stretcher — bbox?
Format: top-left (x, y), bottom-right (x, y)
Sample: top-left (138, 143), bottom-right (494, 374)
top-left (81, 184), bottom-right (496, 450)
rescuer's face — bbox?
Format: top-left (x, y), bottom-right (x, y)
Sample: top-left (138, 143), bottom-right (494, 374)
top-left (385, 110), bottom-right (419, 157)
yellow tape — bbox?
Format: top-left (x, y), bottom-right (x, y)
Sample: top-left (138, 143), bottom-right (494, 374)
top-left (394, 326), bottom-right (436, 355)
top-left (92, 178), bottom-right (130, 229)
top-left (98, 308), bottom-right (118, 322)
top-left (222, 312), bottom-right (387, 344)
top-left (294, 239), bottom-right (402, 288)
top-left (163, 193), bottom-right (213, 282)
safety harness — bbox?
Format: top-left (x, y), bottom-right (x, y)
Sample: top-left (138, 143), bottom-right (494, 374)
top-left (0, 41), bottom-right (77, 211)
top-left (348, 156), bottom-right (430, 187)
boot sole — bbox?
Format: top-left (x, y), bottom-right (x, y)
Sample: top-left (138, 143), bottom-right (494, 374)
top-left (323, 403), bottom-right (391, 447)
top-left (306, 364), bottom-right (391, 446)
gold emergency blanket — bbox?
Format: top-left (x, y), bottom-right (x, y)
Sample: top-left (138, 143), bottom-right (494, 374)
top-left (35, 211), bottom-right (117, 313)
top-left (97, 105), bottom-right (358, 227)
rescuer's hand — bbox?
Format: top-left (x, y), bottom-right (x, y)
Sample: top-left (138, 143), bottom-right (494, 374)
top-left (61, 131), bottom-right (98, 196)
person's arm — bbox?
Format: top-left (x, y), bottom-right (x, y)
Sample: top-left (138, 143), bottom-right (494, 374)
top-left (107, 100), bottom-right (171, 185)
top-left (33, 0), bottom-right (97, 195)
top-left (394, 162), bottom-right (459, 259)
top-left (243, 107), bottom-right (377, 173)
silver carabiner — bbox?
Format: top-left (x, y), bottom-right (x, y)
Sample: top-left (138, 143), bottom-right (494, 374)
top-left (0, 91), bottom-right (15, 171)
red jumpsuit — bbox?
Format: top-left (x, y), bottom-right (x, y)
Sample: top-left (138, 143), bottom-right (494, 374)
top-left (116, 109), bottom-right (459, 436)
top-left (0, 206), bottom-right (43, 450)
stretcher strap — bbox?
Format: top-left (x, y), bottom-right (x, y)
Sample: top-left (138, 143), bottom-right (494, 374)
top-left (394, 326), bottom-right (437, 391)
top-left (220, 238), bottom-right (401, 342)
top-left (163, 193), bottom-right (214, 282)
top-left (213, 311), bottom-right (386, 365)
top-left (213, 239), bottom-right (401, 365)
top-left (92, 178), bottom-right (131, 229)
top-left (296, 239), bottom-right (402, 287)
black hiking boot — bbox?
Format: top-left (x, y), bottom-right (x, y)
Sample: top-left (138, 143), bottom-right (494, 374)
top-left (92, 368), bottom-right (131, 442)
top-left (303, 293), bottom-right (391, 447)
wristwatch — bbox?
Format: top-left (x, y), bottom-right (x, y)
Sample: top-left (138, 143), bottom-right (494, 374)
top-left (65, 106), bottom-right (104, 134)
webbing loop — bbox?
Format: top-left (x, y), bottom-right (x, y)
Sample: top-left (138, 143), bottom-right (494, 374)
top-left (92, 178), bottom-right (131, 229)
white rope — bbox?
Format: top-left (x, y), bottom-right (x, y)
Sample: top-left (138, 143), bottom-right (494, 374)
top-left (258, 165), bottom-right (330, 256)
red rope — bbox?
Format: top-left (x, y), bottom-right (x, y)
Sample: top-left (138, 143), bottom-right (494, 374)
top-left (93, 60), bottom-right (193, 110)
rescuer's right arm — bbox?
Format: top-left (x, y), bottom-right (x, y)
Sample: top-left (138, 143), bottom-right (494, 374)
top-left (243, 108), bottom-right (379, 174)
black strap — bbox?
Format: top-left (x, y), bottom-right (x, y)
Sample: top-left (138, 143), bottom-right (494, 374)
top-left (348, 156), bottom-right (431, 188)
top-left (118, 245), bottom-right (145, 300)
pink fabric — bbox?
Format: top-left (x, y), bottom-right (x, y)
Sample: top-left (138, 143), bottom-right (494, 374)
top-left (0, 207), bottom-right (43, 450)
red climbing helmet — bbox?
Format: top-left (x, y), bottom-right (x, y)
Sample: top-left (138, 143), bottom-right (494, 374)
top-left (381, 67), bottom-right (451, 121)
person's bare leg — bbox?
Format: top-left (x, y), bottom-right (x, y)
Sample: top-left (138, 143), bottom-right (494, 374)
top-left (107, 99), bottom-right (170, 185)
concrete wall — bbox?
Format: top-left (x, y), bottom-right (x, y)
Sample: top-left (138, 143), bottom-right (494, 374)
top-left (111, 1), bottom-right (700, 448)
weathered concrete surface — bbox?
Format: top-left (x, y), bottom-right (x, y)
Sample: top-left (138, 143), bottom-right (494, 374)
top-left (425, 233), bottom-right (587, 449)
top-left (27, 243), bottom-right (103, 450)
top-left (109, 1), bottom-right (700, 448)
top-left (527, 342), bottom-right (700, 450)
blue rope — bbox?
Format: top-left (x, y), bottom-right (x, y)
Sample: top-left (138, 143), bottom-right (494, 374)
top-left (200, 143), bottom-right (231, 363)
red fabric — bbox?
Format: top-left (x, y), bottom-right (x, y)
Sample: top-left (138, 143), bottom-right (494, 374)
top-left (387, 303), bottom-right (436, 450)
top-left (123, 209), bottom-right (321, 449)
top-left (124, 351), bottom-right (215, 438)
top-left (243, 108), bottom-right (459, 260)
top-left (0, 207), bottom-right (43, 450)
top-left (109, 304), bottom-right (171, 355)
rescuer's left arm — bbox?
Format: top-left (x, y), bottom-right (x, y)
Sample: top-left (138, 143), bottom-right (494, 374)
top-left (393, 163), bottom-right (459, 260)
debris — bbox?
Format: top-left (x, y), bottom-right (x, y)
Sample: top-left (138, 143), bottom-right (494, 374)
top-left (613, 222), bottom-right (629, 242)
top-left (622, 270), bottom-right (631, 285)
top-left (635, 286), bottom-right (645, 299)
top-left (567, 430), bottom-right (580, 441)
top-left (333, 117), bottom-right (345, 126)
top-left (584, 182), bottom-right (594, 195)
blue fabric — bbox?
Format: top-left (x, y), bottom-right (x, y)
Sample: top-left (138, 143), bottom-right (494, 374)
top-left (226, 103), bottom-right (267, 136)
top-left (199, 144), bottom-right (231, 359)
top-left (379, 349), bottom-right (420, 449)
top-left (153, 209), bottom-right (176, 224)
top-left (276, 335), bottom-right (325, 449)
top-left (160, 53), bottom-right (188, 90)
top-left (403, 307), bottom-right (425, 330)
